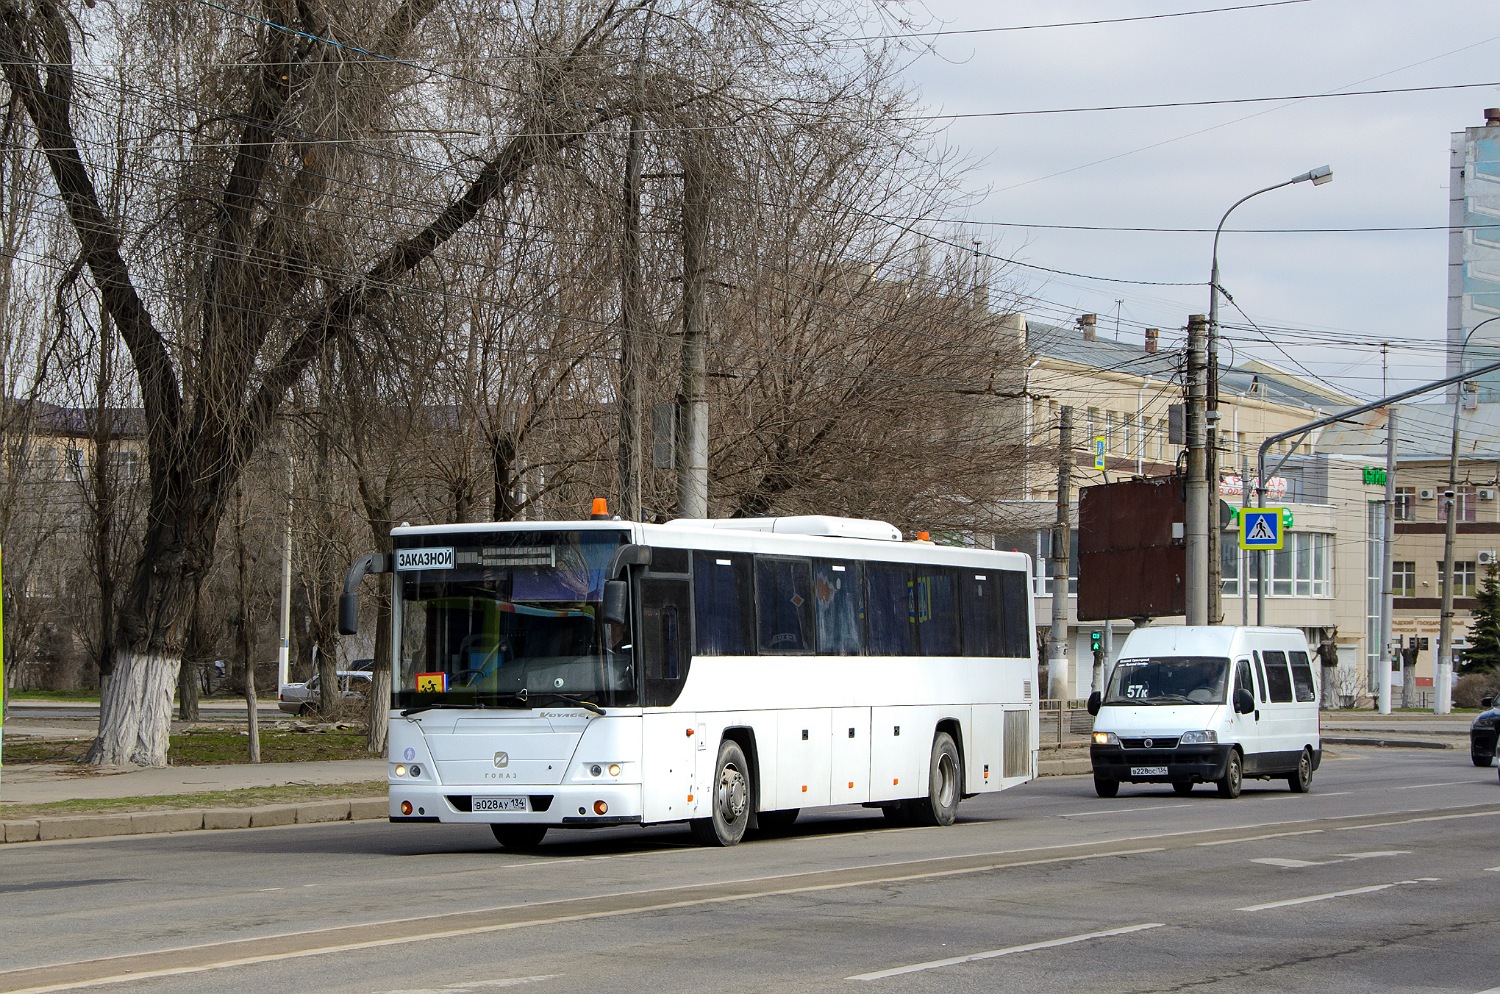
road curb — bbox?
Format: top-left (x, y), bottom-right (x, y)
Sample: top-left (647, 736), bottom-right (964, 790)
top-left (0, 799), bottom-right (389, 845)
top-left (1321, 735), bottom-right (1453, 750)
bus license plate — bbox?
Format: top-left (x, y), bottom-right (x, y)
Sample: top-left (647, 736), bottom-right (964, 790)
top-left (1131, 766), bottom-right (1168, 777)
top-left (474, 796), bottom-right (530, 812)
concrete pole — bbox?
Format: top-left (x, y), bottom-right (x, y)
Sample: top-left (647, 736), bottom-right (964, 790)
top-left (278, 461), bottom-right (293, 692)
top-left (1185, 314), bottom-right (1209, 626)
top-left (1049, 406), bottom-right (1073, 701)
top-left (1436, 395), bottom-right (1462, 714)
top-left (676, 141), bottom-right (710, 519)
top-left (1378, 410), bottom-right (1396, 714)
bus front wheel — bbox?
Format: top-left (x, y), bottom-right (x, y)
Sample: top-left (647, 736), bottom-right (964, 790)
top-left (690, 739), bottom-right (752, 846)
top-left (910, 732), bottom-right (961, 827)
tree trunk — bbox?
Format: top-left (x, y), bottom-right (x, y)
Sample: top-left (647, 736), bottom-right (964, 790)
top-left (84, 650), bottom-right (178, 767)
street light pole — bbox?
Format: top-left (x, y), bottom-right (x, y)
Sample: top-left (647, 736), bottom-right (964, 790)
top-left (1436, 313), bottom-right (1500, 712)
top-left (1206, 165), bottom-right (1332, 623)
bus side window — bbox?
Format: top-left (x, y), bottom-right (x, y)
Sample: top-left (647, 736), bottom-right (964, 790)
top-left (640, 577), bottom-right (692, 707)
top-left (998, 570), bottom-right (1030, 659)
top-left (692, 552), bottom-right (752, 655)
top-left (866, 562), bottom-right (916, 656)
top-left (813, 560), bottom-right (865, 656)
top-left (755, 557), bottom-right (814, 654)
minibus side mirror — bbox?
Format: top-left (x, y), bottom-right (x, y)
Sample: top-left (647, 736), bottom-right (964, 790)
top-left (602, 580), bottom-right (629, 626)
top-left (1234, 688), bottom-right (1255, 714)
top-left (1086, 691), bottom-right (1102, 716)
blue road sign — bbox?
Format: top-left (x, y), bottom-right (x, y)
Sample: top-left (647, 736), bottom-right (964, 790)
top-left (1239, 507), bottom-right (1283, 550)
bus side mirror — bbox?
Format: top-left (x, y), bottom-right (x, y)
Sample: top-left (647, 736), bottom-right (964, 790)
top-left (1086, 691), bottom-right (1101, 716)
top-left (339, 593), bottom-right (359, 636)
top-left (1235, 688), bottom-right (1255, 714)
top-left (602, 580), bottom-right (629, 626)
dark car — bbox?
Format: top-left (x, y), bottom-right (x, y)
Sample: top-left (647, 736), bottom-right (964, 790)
top-left (1471, 696), bottom-right (1499, 767)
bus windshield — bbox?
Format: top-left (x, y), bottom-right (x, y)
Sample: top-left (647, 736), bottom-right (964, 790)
top-left (1102, 656), bottom-right (1230, 706)
top-left (394, 530), bottom-right (632, 710)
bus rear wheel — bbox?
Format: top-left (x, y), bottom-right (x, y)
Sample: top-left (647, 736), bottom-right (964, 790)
top-left (490, 824), bottom-right (547, 850)
top-left (690, 739), bottom-right (751, 846)
top-left (909, 732), bottom-right (961, 827)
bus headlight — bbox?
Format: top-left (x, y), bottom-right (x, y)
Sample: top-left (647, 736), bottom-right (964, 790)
top-left (394, 764), bottom-right (407, 778)
top-left (1092, 731), bottom-right (1119, 746)
top-left (1179, 730), bottom-right (1218, 745)
top-left (608, 764), bottom-right (622, 777)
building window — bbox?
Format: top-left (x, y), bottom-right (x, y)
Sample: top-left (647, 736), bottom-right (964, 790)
top-left (1438, 484), bottom-right (1477, 523)
top-left (1392, 561), bottom-right (1416, 598)
top-left (1393, 486), bottom-right (1415, 521)
top-left (1266, 532), bottom-right (1332, 597)
top-left (1438, 560), bottom-right (1478, 598)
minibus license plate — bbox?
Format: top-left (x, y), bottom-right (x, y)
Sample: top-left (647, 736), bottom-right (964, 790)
top-left (474, 796), bottom-right (529, 812)
top-left (1130, 766), bottom-right (1168, 777)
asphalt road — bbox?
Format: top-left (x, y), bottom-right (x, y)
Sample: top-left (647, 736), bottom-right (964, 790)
top-left (1, 747), bottom-right (1497, 994)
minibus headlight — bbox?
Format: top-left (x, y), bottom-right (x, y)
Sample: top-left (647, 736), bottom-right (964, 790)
top-left (1092, 731), bottom-right (1119, 746)
top-left (1179, 730), bottom-right (1218, 745)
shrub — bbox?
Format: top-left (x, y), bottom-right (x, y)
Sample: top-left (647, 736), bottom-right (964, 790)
top-left (1453, 671), bottom-right (1500, 709)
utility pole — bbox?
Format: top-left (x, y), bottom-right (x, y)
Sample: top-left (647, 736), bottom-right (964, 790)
top-left (1049, 406), bottom-right (1073, 701)
top-left (616, 12), bottom-right (653, 521)
top-left (1185, 314), bottom-right (1209, 625)
top-left (676, 136), bottom-right (710, 518)
top-left (1378, 410), bottom-right (1396, 714)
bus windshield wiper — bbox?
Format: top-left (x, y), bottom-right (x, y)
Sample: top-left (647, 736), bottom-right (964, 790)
top-left (400, 702), bottom-right (490, 718)
top-left (486, 689), bottom-right (604, 715)
top-left (527, 691), bottom-right (604, 715)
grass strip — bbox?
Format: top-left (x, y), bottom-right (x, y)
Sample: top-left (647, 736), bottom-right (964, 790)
top-left (5, 727), bottom-right (375, 765)
top-left (0, 781), bottom-right (387, 821)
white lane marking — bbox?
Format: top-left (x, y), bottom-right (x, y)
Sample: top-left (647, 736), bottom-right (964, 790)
top-left (846, 923), bottom-right (1165, 981)
top-left (1061, 803), bottom-right (1191, 818)
top-left (1250, 851), bottom-right (1406, 869)
top-left (1197, 829), bottom-right (1323, 847)
top-left (375, 979), bottom-right (558, 993)
top-left (1485, 866), bottom-right (1500, 872)
top-left (1253, 858), bottom-right (1325, 868)
top-left (1393, 781), bottom-right (1484, 790)
top-left (1335, 809), bottom-right (1500, 831)
top-left (1238, 878), bottom-right (1438, 912)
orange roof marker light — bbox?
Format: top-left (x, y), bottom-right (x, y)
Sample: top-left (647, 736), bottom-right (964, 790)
top-left (915, 531), bottom-right (932, 543)
top-left (590, 498), bottom-right (611, 520)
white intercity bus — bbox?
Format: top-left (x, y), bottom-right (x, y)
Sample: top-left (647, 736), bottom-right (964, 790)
top-left (340, 507), bottom-right (1039, 848)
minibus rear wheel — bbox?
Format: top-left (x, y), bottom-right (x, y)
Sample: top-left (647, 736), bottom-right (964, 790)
top-left (1287, 747), bottom-right (1314, 793)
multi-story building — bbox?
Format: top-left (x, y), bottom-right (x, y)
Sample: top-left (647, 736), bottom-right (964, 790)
top-left (988, 314), bottom-right (1371, 700)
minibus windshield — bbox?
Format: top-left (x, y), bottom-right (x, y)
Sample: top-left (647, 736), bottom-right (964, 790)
top-left (1102, 656), bottom-right (1231, 705)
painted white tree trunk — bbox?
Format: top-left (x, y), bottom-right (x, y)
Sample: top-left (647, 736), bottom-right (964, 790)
top-left (88, 651), bottom-right (179, 767)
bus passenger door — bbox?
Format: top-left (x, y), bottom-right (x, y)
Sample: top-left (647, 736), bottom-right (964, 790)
top-left (830, 707), bottom-right (871, 804)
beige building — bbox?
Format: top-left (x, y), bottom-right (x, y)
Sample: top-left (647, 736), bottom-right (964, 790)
top-left (992, 315), bottom-right (1373, 700)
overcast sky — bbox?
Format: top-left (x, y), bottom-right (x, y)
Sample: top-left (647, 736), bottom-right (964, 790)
top-left (894, 0), bottom-right (1499, 404)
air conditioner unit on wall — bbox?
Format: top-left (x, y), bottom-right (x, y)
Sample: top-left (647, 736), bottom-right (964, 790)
top-left (1480, 488), bottom-right (1497, 501)
top-left (1418, 488), bottom-right (1436, 500)
top-left (1479, 550), bottom-right (1498, 566)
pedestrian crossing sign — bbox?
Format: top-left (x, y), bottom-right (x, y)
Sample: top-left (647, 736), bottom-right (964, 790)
top-left (1239, 507), bottom-right (1284, 550)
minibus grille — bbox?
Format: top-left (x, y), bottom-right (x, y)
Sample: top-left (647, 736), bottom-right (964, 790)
top-left (1121, 737), bottom-right (1180, 750)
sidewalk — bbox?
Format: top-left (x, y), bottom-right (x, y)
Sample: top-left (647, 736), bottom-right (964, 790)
top-left (0, 709), bottom-right (1472, 845)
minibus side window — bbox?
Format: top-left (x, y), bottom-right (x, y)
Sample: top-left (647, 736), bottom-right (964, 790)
top-left (1253, 652), bottom-right (1269, 704)
top-left (1261, 649), bottom-right (1294, 703)
top-left (1289, 651), bottom-right (1317, 702)
top-left (1235, 658), bottom-right (1254, 703)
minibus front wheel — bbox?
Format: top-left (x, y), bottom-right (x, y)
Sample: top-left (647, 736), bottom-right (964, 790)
top-left (1216, 749), bottom-right (1243, 799)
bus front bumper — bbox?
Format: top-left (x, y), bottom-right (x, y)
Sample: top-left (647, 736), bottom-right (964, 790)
top-left (1089, 744), bottom-right (1233, 784)
top-left (387, 782), bottom-right (645, 826)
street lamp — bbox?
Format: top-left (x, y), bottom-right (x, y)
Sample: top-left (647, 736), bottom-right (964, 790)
top-left (1204, 165), bottom-right (1332, 624)
top-left (1435, 312), bottom-right (1500, 712)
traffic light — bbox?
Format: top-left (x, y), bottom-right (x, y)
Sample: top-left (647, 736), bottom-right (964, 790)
top-left (1090, 630), bottom-right (1102, 652)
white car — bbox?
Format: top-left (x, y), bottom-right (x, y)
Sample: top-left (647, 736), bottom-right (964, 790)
top-left (278, 670), bottom-right (373, 716)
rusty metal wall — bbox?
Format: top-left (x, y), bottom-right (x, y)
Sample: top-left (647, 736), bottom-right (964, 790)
top-left (1078, 475), bottom-right (1186, 621)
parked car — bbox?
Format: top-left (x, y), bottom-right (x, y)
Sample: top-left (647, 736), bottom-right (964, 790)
top-left (1470, 696), bottom-right (1499, 767)
top-left (278, 670), bottom-right (373, 716)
